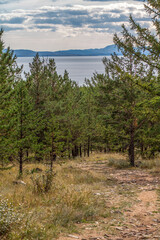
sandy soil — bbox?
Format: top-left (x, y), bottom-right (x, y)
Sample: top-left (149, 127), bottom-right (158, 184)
top-left (59, 160), bottom-right (160, 240)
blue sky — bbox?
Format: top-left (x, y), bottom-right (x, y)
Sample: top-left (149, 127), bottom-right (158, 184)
top-left (0, 0), bottom-right (149, 51)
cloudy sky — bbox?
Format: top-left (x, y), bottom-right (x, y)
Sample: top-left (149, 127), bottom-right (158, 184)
top-left (0, 0), bottom-right (149, 51)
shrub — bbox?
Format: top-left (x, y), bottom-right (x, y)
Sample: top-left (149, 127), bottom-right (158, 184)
top-left (31, 171), bottom-right (54, 194)
top-left (138, 160), bottom-right (156, 169)
top-left (108, 158), bottom-right (130, 169)
top-left (0, 199), bottom-right (20, 236)
top-left (30, 168), bottom-right (43, 174)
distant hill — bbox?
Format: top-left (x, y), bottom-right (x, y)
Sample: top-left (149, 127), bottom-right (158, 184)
top-left (11, 44), bottom-right (122, 57)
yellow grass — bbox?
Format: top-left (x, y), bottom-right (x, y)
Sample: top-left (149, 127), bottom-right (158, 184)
top-left (0, 158), bottom-right (107, 239)
top-left (0, 152), bottom-right (160, 239)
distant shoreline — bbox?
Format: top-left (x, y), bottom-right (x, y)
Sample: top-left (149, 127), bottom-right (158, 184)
top-left (11, 44), bottom-right (122, 58)
top-left (16, 55), bottom-right (113, 58)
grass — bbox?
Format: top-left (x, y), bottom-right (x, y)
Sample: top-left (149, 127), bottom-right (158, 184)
top-left (1, 152), bottom-right (159, 239)
top-left (106, 153), bottom-right (160, 171)
top-left (0, 160), bottom-right (107, 240)
top-left (138, 158), bottom-right (160, 170)
top-left (60, 166), bottom-right (104, 185)
top-left (108, 158), bottom-right (130, 169)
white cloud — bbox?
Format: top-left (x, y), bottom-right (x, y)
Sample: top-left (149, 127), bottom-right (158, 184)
top-left (1, 0), bottom-right (150, 50)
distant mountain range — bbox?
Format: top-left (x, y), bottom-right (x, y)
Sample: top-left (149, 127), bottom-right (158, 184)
top-left (11, 44), bottom-right (122, 57)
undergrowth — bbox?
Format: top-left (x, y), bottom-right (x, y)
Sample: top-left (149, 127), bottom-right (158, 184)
top-left (0, 199), bottom-right (21, 238)
top-left (0, 160), bottom-right (106, 240)
top-left (108, 158), bottom-right (130, 169)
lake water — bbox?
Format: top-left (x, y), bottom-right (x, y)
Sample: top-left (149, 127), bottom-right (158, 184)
top-left (16, 56), bottom-right (106, 85)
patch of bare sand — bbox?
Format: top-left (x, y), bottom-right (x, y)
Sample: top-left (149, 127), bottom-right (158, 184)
top-left (132, 191), bottom-right (157, 220)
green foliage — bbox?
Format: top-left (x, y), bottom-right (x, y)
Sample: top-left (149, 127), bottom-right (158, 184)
top-left (0, 29), bottom-right (22, 165)
top-left (111, 0), bottom-right (160, 160)
top-left (2, 0), bottom-right (160, 173)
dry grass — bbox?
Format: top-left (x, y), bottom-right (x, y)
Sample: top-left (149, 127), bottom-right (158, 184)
top-left (0, 160), bottom-right (107, 240)
top-left (1, 152), bottom-right (160, 239)
top-left (85, 152), bottom-right (126, 162)
top-left (139, 158), bottom-right (160, 170)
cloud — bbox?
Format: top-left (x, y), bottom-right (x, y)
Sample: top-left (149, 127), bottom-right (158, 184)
top-left (0, 0), bottom-right (8, 4)
top-left (0, 0), bottom-right (20, 3)
top-left (1, 25), bottom-right (24, 31)
top-left (84, 0), bottom-right (145, 1)
top-left (0, 2), bottom-right (150, 35)
top-left (0, 17), bottom-right (25, 24)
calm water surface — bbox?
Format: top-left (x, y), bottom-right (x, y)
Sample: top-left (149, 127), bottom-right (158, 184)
top-left (16, 56), bottom-right (106, 85)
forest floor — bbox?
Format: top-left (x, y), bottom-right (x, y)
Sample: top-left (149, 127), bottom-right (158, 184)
top-left (0, 153), bottom-right (160, 240)
top-left (59, 154), bottom-right (160, 240)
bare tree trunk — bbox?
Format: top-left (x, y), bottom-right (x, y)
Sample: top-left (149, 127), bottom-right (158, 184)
top-left (19, 87), bottom-right (23, 175)
top-left (84, 144), bottom-right (86, 157)
top-left (87, 136), bottom-right (90, 157)
top-left (129, 123), bottom-right (135, 167)
top-left (80, 144), bottom-right (82, 157)
top-left (50, 134), bottom-right (56, 172)
top-left (19, 148), bottom-right (23, 175)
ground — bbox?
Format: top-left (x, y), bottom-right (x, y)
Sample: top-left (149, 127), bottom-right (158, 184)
top-left (59, 156), bottom-right (160, 240)
top-left (0, 153), bottom-right (160, 240)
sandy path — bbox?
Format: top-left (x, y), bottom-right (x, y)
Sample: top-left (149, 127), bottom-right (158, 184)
top-left (59, 160), bottom-right (160, 240)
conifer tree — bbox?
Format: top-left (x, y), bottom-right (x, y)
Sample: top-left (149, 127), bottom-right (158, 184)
top-left (79, 84), bottom-right (104, 156)
top-left (112, 0), bottom-right (160, 158)
top-left (114, 0), bottom-right (160, 74)
top-left (43, 59), bottom-right (64, 169)
top-left (25, 54), bottom-right (47, 161)
top-left (59, 71), bottom-right (81, 158)
top-left (12, 79), bottom-right (34, 174)
top-left (91, 42), bottom-right (150, 166)
top-left (0, 29), bottom-right (21, 164)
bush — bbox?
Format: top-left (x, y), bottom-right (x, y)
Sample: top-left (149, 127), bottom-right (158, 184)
top-left (0, 199), bottom-right (20, 236)
top-left (138, 160), bottom-right (156, 169)
top-left (31, 171), bottom-right (54, 194)
top-left (108, 158), bottom-right (130, 169)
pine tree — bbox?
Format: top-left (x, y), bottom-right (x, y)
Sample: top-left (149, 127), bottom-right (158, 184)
top-left (25, 54), bottom-right (47, 161)
top-left (91, 43), bottom-right (150, 166)
top-left (112, 0), bottom-right (160, 158)
top-left (43, 59), bottom-right (64, 169)
top-left (0, 29), bottom-right (21, 165)
top-left (11, 79), bottom-right (34, 175)
top-left (79, 84), bottom-right (104, 156)
top-left (113, 0), bottom-right (160, 90)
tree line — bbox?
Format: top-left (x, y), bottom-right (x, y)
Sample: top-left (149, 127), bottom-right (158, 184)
top-left (1, 0), bottom-right (160, 174)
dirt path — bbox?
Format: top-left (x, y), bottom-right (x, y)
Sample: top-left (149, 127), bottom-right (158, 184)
top-left (59, 160), bottom-right (160, 240)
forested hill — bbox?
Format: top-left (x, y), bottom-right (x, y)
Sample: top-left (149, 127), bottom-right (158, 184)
top-left (11, 44), bottom-right (121, 57)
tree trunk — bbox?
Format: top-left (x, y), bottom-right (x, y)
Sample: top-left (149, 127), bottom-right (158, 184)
top-left (19, 148), bottom-right (23, 175)
top-left (19, 87), bottom-right (23, 175)
top-left (72, 145), bottom-right (79, 158)
top-left (84, 144), bottom-right (86, 157)
top-left (140, 143), bottom-right (145, 158)
top-left (26, 150), bottom-right (29, 161)
top-left (129, 124), bottom-right (135, 167)
top-left (80, 144), bottom-right (82, 157)
top-left (75, 145), bottom-right (78, 157)
top-left (50, 134), bottom-right (56, 172)
top-left (87, 136), bottom-right (90, 157)
top-left (68, 143), bottom-right (71, 159)
top-left (91, 144), bottom-right (93, 153)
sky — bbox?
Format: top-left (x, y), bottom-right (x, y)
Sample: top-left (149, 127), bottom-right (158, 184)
top-left (0, 0), bottom-right (150, 51)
